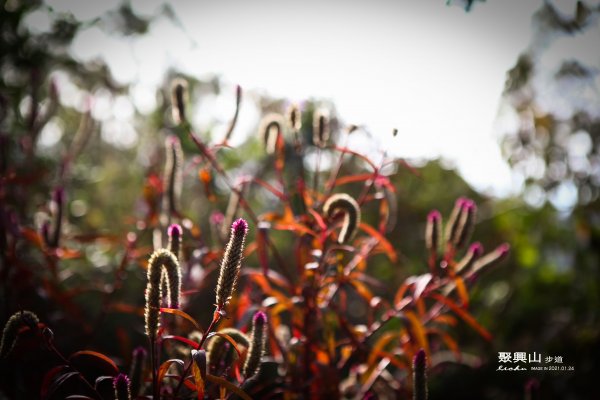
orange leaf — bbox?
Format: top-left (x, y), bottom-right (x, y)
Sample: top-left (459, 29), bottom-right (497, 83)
top-left (69, 350), bottom-right (118, 374)
top-left (191, 350), bottom-right (206, 400)
top-left (162, 335), bottom-right (200, 348)
top-left (393, 283), bottom-right (411, 308)
top-left (21, 227), bottom-right (44, 249)
top-left (427, 328), bottom-right (460, 361)
top-left (206, 332), bottom-right (244, 358)
top-left (333, 173), bottom-right (376, 186)
top-left (367, 331), bottom-right (397, 368)
top-left (252, 178), bottom-right (286, 201)
top-left (160, 308), bottom-right (202, 331)
top-left (428, 292), bottom-right (492, 341)
top-left (432, 315), bottom-right (458, 327)
top-left (273, 221), bottom-right (318, 237)
top-left (358, 223), bottom-right (397, 262)
top-left (348, 280), bottom-right (374, 304)
top-left (158, 359), bottom-right (184, 383)
top-left (454, 277), bottom-right (469, 308)
top-left (404, 310), bottom-right (430, 356)
top-left (206, 374), bottom-right (252, 400)
top-left (109, 302), bottom-right (144, 316)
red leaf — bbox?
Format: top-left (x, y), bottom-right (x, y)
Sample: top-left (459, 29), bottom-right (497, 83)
top-left (162, 335), bottom-right (200, 348)
top-left (428, 292), bottom-right (492, 341)
top-left (358, 223), bottom-right (397, 262)
top-left (160, 308), bottom-right (202, 331)
top-left (69, 350), bottom-right (118, 375)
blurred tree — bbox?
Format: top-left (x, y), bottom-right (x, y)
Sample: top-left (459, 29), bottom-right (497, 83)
top-left (500, 1), bottom-right (600, 205)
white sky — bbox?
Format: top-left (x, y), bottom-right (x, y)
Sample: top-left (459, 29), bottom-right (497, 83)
top-left (44, 0), bottom-right (547, 197)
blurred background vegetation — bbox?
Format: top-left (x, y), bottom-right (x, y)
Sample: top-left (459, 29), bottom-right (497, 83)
top-left (1, 1), bottom-right (599, 399)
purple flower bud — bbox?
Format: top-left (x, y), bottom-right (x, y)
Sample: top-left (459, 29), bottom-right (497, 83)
top-left (113, 373), bottom-right (131, 400)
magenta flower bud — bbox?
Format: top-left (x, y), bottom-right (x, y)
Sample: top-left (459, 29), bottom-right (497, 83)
top-left (168, 223), bottom-right (182, 238)
top-left (113, 373), bottom-right (131, 400)
top-left (210, 211), bottom-right (225, 225)
top-left (167, 223), bottom-right (182, 261)
top-left (215, 219), bottom-right (249, 310)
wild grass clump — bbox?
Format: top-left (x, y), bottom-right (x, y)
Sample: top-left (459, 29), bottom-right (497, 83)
top-left (0, 77), bottom-right (509, 399)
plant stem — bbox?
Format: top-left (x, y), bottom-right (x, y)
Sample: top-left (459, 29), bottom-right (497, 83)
top-left (150, 337), bottom-right (159, 400)
top-left (172, 309), bottom-right (222, 398)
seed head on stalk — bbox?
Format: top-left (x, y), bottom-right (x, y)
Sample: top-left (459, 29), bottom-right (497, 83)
top-left (144, 249), bottom-right (180, 340)
top-left (215, 218), bottom-right (249, 311)
top-left (243, 311), bottom-right (267, 378)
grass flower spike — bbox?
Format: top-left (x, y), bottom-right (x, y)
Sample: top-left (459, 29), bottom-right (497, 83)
top-left (323, 193), bottom-right (361, 244)
top-left (171, 78), bottom-right (188, 125)
top-left (144, 249), bottom-right (180, 340)
top-left (113, 373), bottom-right (132, 400)
top-left (0, 310), bottom-right (39, 359)
top-left (425, 210), bottom-right (442, 255)
top-left (167, 223), bottom-right (182, 261)
top-left (243, 311), bottom-right (267, 379)
top-left (163, 135), bottom-right (183, 217)
top-left (313, 108), bottom-right (330, 147)
top-left (215, 218), bottom-right (249, 311)
top-left (412, 349), bottom-right (428, 400)
top-left (259, 113), bottom-right (284, 155)
top-left (129, 347), bottom-right (147, 398)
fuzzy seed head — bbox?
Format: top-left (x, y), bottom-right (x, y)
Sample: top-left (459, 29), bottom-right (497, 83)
top-left (171, 78), bottom-right (188, 124)
top-left (452, 200), bottom-right (477, 249)
top-left (243, 311), bottom-right (267, 378)
top-left (259, 113), bottom-right (284, 155)
top-left (207, 328), bottom-right (250, 372)
top-left (129, 347), bottom-right (147, 398)
top-left (163, 135), bottom-right (183, 216)
top-left (113, 373), bottom-right (131, 400)
top-left (215, 219), bottom-right (249, 310)
top-left (455, 242), bottom-right (483, 275)
top-left (286, 103), bottom-right (302, 132)
top-left (0, 310), bottom-right (39, 359)
top-left (469, 243), bottom-right (510, 278)
top-left (144, 249), bottom-right (181, 340)
top-left (323, 193), bottom-right (361, 244)
top-left (445, 198), bottom-right (476, 249)
top-left (167, 223), bottom-right (182, 261)
top-left (312, 109), bottom-right (330, 147)
top-left (413, 349), bottom-right (428, 400)
top-left (425, 210), bottom-right (442, 254)
top-left (113, 375), bottom-right (130, 397)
